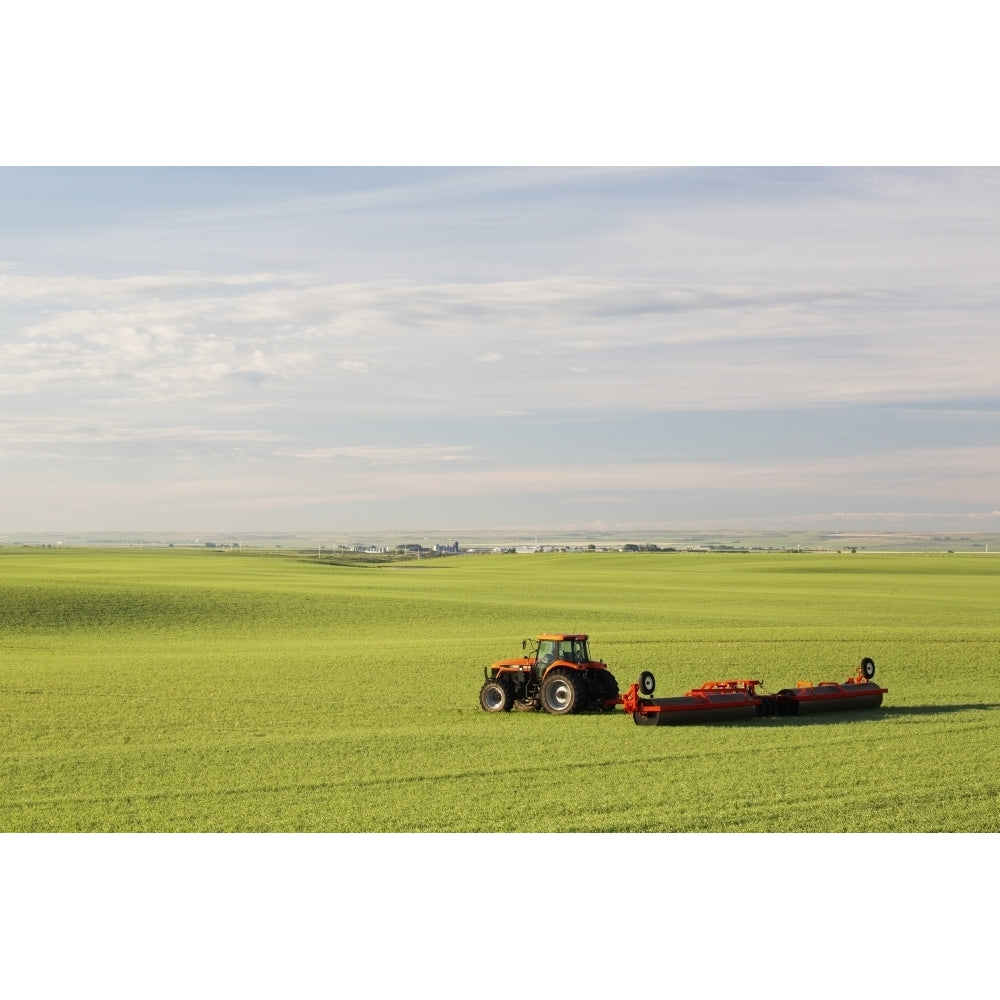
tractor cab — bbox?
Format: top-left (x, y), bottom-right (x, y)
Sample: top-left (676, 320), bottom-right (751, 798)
top-left (535, 634), bottom-right (590, 675)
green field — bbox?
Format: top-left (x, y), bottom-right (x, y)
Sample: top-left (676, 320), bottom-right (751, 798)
top-left (2, 548), bottom-right (998, 832)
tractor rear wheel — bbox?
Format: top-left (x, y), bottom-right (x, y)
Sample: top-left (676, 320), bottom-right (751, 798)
top-left (540, 669), bottom-right (582, 715)
top-left (480, 679), bottom-right (513, 712)
top-left (590, 670), bottom-right (620, 710)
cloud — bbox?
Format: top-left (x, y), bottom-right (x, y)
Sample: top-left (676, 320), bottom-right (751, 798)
top-left (5, 270), bottom-right (999, 417)
top-left (286, 445), bottom-right (476, 464)
top-left (0, 418), bottom-right (283, 460)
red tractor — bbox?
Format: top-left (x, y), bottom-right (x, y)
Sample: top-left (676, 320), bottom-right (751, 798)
top-left (479, 633), bottom-right (620, 715)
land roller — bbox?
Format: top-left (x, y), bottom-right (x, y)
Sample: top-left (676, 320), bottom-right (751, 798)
top-left (479, 634), bottom-right (887, 723)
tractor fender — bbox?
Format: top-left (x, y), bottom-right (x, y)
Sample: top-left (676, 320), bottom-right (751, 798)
top-left (539, 659), bottom-right (583, 680)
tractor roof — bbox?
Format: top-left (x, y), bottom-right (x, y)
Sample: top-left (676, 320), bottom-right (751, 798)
top-left (537, 633), bottom-right (588, 641)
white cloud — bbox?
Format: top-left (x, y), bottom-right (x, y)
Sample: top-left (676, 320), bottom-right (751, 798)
top-left (287, 445), bottom-right (475, 464)
top-left (0, 417), bottom-right (283, 460)
top-left (0, 272), bottom-right (293, 304)
top-left (4, 270), bottom-right (998, 416)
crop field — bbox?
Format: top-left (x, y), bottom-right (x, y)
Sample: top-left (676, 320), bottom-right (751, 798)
top-left (1, 547), bottom-right (998, 832)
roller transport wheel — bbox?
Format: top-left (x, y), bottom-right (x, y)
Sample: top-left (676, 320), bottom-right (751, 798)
top-left (540, 669), bottom-right (583, 715)
top-left (860, 657), bottom-right (876, 680)
top-left (775, 690), bottom-right (798, 716)
top-left (480, 679), bottom-right (513, 713)
top-left (639, 671), bottom-right (656, 696)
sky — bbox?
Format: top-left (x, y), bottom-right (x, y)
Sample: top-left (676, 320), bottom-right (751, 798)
top-left (2, 165), bottom-right (1000, 535)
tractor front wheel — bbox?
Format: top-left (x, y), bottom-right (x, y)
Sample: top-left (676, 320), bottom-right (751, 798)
top-left (480, 679), bottom-right (513, 712)
top-left (540, 670), bottom-right (582, 715)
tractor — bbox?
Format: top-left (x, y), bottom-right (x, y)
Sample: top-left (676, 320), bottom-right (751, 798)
top-left (479, 633), bottom-right (620, 715)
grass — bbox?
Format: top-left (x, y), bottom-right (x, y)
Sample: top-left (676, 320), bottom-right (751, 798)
top-left (2, 548), bottom-right (998, 831)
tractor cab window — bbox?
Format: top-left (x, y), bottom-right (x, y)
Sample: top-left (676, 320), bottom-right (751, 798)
top-left (536, 640), bottom-right (559, 671)
top-left (559, 638), bottom-right (589, 662)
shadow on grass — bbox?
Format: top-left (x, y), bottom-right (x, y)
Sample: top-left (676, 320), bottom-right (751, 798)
top-left (752, 703), bottom-right (1000, 727)
top-left (630, 702), bottom-right (1000, 727)
top-left (880, 703), bottom-right (1000, 717)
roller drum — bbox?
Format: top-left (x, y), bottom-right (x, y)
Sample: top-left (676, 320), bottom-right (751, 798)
top-left (632, 694), bottom-right (759, 726)
top-left (776, 682), bottom-right (885, 716)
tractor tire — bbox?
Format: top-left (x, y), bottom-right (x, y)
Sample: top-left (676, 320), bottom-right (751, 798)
top-left (590, 670), bottom-right (620, 711)
top-left (540, 669), bottom-right (583, 715)
top-left (480, 679), bottom-right (513, 713)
